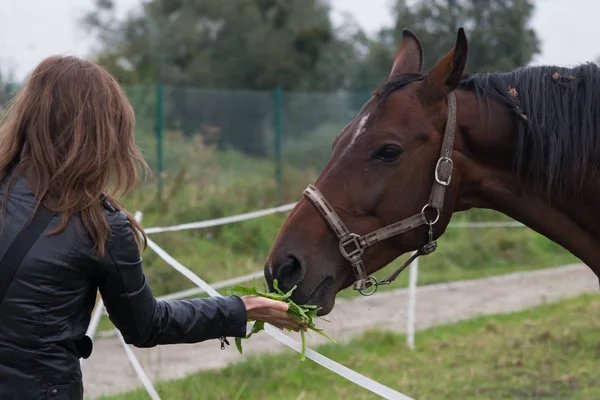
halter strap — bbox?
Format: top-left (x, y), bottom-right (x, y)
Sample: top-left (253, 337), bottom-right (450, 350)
top-left (429, 90), bottom-right (457, 209)
top-left (303, 92), bottom-right (458, 295)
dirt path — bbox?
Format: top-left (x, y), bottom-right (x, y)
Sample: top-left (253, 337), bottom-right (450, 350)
top-left (82, 263), bottom-right (598, 399)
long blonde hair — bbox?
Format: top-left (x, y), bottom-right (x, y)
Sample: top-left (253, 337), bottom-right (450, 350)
top-left (0, 55), bottom-right (149, 257)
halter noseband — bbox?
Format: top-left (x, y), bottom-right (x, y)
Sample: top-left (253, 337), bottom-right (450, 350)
top-left (303, 91), bottom-right (457, 296)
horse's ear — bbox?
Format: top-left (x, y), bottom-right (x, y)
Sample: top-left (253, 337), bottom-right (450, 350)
top-left (389, 29), bottom-right (423, 76)
top-left (418, 27), bottom-right (468, 103)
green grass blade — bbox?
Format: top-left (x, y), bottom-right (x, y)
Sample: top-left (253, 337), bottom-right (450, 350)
top-left (225, 280), bottom-right (336, 361)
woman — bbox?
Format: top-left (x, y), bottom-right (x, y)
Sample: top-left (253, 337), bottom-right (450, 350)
top-left (0, 56), bottom-right (301, 400)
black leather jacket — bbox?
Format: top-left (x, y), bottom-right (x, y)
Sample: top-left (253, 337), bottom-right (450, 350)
top-left (0, 176), bottom-right (248, 400)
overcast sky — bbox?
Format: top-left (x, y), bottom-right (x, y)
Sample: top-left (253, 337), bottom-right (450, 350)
top-left (1, 0), bottom-right (598, 82)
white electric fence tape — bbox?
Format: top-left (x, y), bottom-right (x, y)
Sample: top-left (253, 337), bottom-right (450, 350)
top-left (144, 203), bottom-right (297, 234)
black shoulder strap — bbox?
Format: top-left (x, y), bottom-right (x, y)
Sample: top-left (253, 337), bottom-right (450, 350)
top-left (0, 207), bottom-right (55, 304)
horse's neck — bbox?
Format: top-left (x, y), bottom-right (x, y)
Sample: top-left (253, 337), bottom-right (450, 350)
top-left (454, 90), bottom-right (600, 278)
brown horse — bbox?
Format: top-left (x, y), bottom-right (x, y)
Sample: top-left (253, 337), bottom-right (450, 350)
top-left (265, 27), bottom-right (600, 315)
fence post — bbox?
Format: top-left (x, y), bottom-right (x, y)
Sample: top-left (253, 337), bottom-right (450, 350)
top-left (406, 254), bottom-right (419, 350)
top-left (274, 86), bottom-right (283, 200)
top-left (155, 81), bottom-right (164, 200)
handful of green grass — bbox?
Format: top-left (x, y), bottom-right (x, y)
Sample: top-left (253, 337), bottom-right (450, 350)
top-left (227, 279), bottom-right (336, 361)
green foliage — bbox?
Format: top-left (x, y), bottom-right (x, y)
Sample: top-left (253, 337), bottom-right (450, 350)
top-left (81, 0), bottom-right (358, 91)
top-left (101, 293), bottom-right (600, 400)
top-left (227, 279), bottom-right (336, 360)
top-left (82, 0), bottom-right (541, 94)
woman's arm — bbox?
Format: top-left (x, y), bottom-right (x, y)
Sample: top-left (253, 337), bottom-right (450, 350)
top-left (97, 210), bottom-right (247, 348)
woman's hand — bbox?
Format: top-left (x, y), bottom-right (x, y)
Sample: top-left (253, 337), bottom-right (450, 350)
top-left (241, 296), bottom-right (305, 332)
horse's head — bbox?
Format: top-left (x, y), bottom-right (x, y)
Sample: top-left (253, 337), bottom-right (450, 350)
top-left (266, 28), bottom-right (470, 315)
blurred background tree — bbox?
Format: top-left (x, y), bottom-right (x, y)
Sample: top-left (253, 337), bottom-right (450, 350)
top-left (82, 0), bottom-right (361, 90)
top-left (82, 0), bottom-right (540, 90)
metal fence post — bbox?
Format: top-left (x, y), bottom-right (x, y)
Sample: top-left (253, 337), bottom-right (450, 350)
top-left (274, 86), bottom-right (283, 200)
top-left (155, 81), bottom-right (164, 200)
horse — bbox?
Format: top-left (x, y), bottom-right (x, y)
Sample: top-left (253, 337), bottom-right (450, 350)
top-left (264, 27), bottom-right (600, 316)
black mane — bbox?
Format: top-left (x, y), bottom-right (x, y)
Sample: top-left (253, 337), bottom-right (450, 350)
top-left (375, 62), bottom-right (600, 199)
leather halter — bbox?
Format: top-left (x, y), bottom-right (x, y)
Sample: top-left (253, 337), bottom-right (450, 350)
top-left (303, 92), bottom-right (457, 296)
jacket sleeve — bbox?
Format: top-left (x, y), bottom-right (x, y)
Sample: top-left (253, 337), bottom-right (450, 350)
top-left (96, 210), bottom-right (248, 348)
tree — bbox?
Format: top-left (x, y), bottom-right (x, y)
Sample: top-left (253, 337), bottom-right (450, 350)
top-left (81, 0), bottom-right (360, 91)
top-left (351, 0), bottom-right (541, 91)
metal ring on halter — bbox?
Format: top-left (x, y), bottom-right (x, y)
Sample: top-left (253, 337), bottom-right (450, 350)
top-left (421, 204), bottom-right (440, 225)
top-left (357, 276), bottom-right (378, 296)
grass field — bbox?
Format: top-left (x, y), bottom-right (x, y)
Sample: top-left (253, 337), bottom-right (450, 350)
top-left (100, 293), bottom-right (600, 400)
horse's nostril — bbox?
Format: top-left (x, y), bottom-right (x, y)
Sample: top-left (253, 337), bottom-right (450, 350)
top-left (272, 254), bottom-right (305, 292)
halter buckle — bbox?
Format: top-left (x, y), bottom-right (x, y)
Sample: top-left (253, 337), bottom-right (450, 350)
top-left (339, 233), bottom-right (364, 261)
top-left (356, 276), bottom-right (378, 296)
top-left (434, 156), bottom-right (453, 186)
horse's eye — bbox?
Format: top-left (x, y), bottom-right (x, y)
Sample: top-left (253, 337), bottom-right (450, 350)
top-left (374, 145), bottom-right (403, 163)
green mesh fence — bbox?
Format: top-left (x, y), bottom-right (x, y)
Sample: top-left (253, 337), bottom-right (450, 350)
top-left (281, 90), bottom-right (371, 172)
top-left (121, 84), bottom-right (371, 204)
top-left (125, 85), bottom-right (159, 172)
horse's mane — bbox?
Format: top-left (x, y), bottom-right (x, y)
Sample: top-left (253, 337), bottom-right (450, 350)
top-left (375, 62), bottom-right (600, 199)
